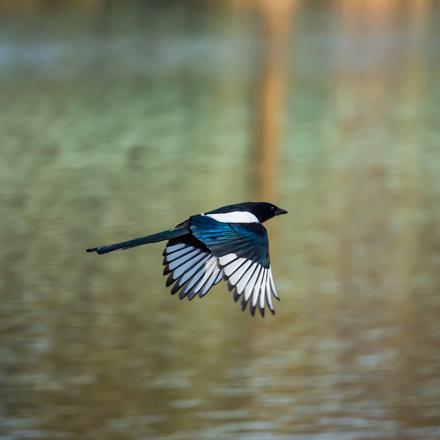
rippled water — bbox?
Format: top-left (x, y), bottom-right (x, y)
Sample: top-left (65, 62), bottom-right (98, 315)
top-left (1, 2), bottom-right (439, 439)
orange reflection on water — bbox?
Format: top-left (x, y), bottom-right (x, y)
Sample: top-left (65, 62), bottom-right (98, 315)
top-left (254, 0), bottom-right (299, 201)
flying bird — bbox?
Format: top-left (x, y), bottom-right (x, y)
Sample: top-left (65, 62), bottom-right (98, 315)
top-left (86, 202), bottom-right (287, 316)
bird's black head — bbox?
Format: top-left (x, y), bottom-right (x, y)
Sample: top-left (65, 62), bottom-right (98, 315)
top-left (247, 202), bottom-right (288, 223)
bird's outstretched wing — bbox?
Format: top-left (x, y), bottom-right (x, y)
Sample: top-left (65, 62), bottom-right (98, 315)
top-left (163, 234), bottom-right (223, 300)
top-left (190, 215), bottom-right (279, 316)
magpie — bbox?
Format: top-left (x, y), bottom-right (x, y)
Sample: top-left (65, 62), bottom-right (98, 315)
top-left (86, 202), bottom-right (287, 316)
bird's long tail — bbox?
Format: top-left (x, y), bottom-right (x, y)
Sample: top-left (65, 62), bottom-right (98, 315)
top-left (86, 225), bottom-right (189, 255)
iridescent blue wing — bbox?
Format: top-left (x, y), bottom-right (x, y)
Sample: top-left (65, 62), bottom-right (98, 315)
top-left (190, 215), bottom-right (279, 316)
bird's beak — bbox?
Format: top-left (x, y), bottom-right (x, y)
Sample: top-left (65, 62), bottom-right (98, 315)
top-left (275, 208), bottom-right (288, 216)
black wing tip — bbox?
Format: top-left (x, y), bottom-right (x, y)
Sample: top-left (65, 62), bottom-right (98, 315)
top-left (187, 290), bottom-right (199, 301)
top-left (166, 274), bottom-right (176, 288)
top-left (86, 247), bottom-right (97, 253)
top-left (226, 281), bottom-right (235, 292)
top-left (171, 283), bottom-right (182, 299)
top-left (237, 295), bottom-right (275, 317)
top-left (243, 303), bottom-right (267, 318)
top-left (250, 306), bottom-right (256, 317)
top-left (254, 306), bottom-right (276, 317)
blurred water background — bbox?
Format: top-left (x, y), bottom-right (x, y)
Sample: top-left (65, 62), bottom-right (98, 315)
top-left (1, 1), bottom-right (440, 439)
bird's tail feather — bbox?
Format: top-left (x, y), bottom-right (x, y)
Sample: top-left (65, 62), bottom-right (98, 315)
top-left (86, 225), bottom-right (189, 255)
